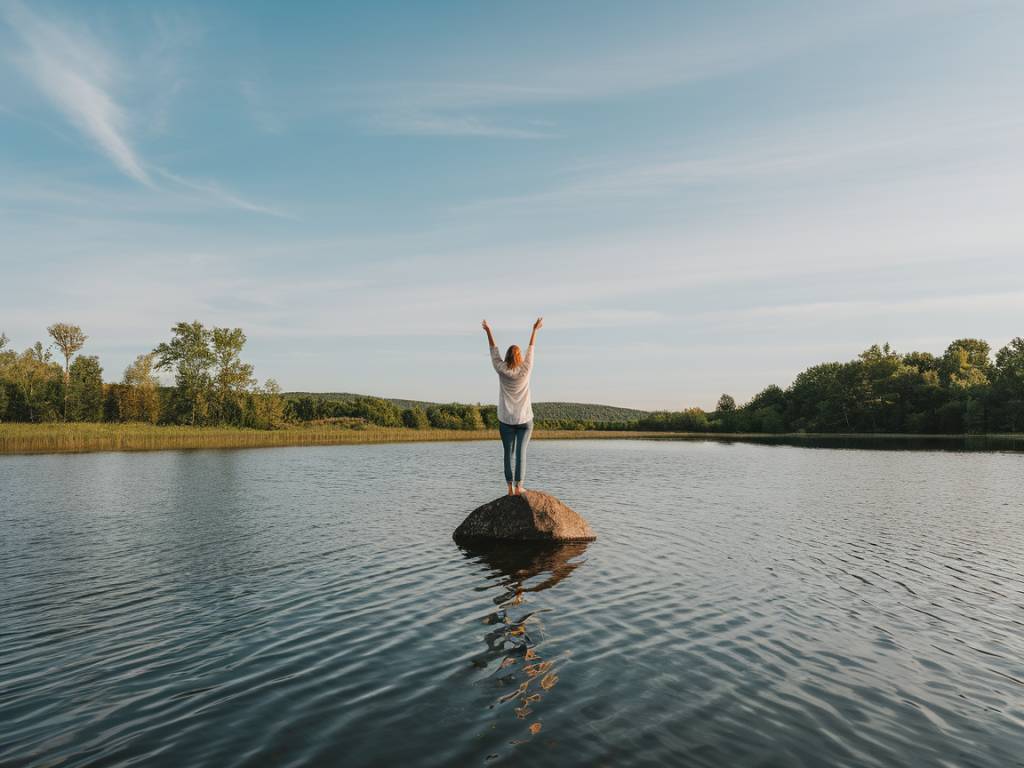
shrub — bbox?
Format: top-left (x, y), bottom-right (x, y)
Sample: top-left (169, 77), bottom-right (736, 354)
top-left (401, 407), bottom-right (429, 429)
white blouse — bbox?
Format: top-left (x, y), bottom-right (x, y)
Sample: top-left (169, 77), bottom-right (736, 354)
top-left (490, 344), bottom-right (535, 425)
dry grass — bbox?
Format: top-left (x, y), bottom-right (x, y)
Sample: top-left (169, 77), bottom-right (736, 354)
top-left (3, 423), bottom-right (1015, 456)
top-left (0, 422), bottom-right (695, 455)
top-left (0, 423), bottom-right (483, 454)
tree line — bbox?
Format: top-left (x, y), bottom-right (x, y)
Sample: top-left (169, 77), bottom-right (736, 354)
top-left (0, 322), bottom-right (284, 429)
top-left (288, 395), bottom-right (498, 431)
top-left (2, 326), bottom-right (1022, 434)
top-left (635, 338), bottom-right (1024, 434)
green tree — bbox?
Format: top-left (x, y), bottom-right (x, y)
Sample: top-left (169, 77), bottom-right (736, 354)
top-left (290, 396), bottom-right (317, 421)
top-left (712, 394), bottom-right (739, 431)
top-left (902, 351), bottom-right (938, 374)
top-left (401, 407), bottom-right (429, 429)
top-left (344, 396), bottom-right (402, 426)
top-left (153, 321), bottom-right (216, 425)
top-left (6, 343), bottom-right (63, 422)
top-left (244, 379), bottom-right (286, 429)
top-left (119, 353), bottom-right (161, 423)
top-left (753, 406), bottom-right (786, 433)
top-left (742, 385), bottom-right (788, 433)
top-left (995, 338), bottom-right (1024, 383)
top-left (857, 343), bottom-right (917, 431)
top-left (211, 327), bottom-right (256, 423)
top-left (942, 338), bottom-right (991, 388)
top-left (964, 396), bottom-right (987, 434)
top-left (936, 399), bottom-right (964, 433)
top-left (479, 404), bottom-right (499, 429)
top-left (0, 333), bottom-right (10, 420)
top-left (678, 407), bottom-right (709, 431)
top-left (427, 403), bottom-right (475, 429)
top-left (636, 407), bottom-right (710, 432)
top-left (66, 355), bottom-right (104, 422)
top-left (426, 406), bottom-right (452, 429)
top-left (461, 404), bottom-right (484, 430)
top-left (716, 394), bottom-right (736, 412)
top-left (785, 362), bottom-right (847, 431)
top-left (47, 323), bottom-right (87, 418)
top-left (993, 337), bottom-right (1024, 431)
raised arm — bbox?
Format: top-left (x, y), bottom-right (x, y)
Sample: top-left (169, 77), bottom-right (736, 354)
top-left (482, 319), bottom-right (497, 348)
top-left (528, 316), bottom-right (543, 347)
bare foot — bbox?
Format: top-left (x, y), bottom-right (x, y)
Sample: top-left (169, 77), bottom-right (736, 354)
top-left (507, 483), bottom-right (515, 496)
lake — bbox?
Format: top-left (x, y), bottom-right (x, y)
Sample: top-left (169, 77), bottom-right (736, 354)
top-left (2, 439), bottom-right (1022, 767)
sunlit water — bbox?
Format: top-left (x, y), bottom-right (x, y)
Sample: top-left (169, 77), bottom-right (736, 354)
top-left (2, 440), bottom-right (1022, 767)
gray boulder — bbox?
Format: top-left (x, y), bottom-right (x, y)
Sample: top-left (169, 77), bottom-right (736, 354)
top-left (453, 490), bottom-right (596, 542)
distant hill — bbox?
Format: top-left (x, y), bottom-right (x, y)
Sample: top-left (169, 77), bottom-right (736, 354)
top-left (531, 401), bottom-right (648, 422)
top-left (283, 392), bottom-right (648, 423)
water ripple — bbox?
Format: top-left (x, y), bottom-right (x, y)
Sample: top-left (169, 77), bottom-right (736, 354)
top-left (2, 441), bottom-right (1023, 767)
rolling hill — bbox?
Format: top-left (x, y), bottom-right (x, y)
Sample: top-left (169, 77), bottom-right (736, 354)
top-left (283, 392), bottom-right (648, 423)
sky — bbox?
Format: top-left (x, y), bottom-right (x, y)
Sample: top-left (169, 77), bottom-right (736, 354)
top-left (1, 0), bottom-right (1023, 410)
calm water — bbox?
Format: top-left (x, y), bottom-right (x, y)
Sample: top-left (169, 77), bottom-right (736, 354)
top-left (2, 440), bottom-right (1022, 767)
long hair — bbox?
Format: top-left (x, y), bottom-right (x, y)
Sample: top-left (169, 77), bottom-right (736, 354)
top-left (504, 344), bottom-right (523, 369)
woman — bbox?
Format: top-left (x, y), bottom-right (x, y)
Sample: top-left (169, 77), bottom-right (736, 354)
top-left (482, 317), bottom-right (543, 496)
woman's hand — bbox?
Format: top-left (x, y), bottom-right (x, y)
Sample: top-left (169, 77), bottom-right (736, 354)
top-left (529, 317), bottom-right (543, 347)
top-left (482, 320), bottom-right (496, 348)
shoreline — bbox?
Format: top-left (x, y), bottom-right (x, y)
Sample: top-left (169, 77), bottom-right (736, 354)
top-left (1, 423), bottom-right (1021, 456)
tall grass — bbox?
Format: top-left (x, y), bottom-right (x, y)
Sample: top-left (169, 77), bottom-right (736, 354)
top-left (0, 422), bottom-right (690, 455)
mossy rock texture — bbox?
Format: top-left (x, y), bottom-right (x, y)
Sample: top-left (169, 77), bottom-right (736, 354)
top-left (453, 490), bottom-right (596, 542)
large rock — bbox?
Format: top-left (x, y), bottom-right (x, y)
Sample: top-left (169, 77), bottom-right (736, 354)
top-left (453, 490), bottom-right (596, 542)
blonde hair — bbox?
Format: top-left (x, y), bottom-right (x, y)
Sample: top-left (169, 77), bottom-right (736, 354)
top-left (504, 345), bottom-right (523, 369)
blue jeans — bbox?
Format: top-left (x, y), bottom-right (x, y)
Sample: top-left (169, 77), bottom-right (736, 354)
top-left (498, 420), bottom-right (533, 485)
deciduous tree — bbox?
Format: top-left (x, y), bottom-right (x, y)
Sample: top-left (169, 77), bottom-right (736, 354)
top-left (244, 379), bottom-right (285, 429)
top-left (716, 394), bottom-right (736, 412)
top-left (211, 327), bottom-right (256, 423)
top-left (153, 322), bottom-right (216, 425)
top-left (119, 353), bottom-right (161, 423)
top-left (47, 323), bottom-right (87, 418)
top-left (0, 333), bottom-right (10, 420)
top-left (942, 339), bottom-right (991, 389)
top-left (66, 355), bottom-right (104, 422)
top-left (6, 343), bottom-right (63, 422)
top-left (402, 407), bottom-right (429, 429)
top-left (994, 337), bottom-right (1024, 431)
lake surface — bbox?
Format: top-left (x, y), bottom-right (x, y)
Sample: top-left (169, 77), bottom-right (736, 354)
top-left (2, 439), bottom-right (1023, 767)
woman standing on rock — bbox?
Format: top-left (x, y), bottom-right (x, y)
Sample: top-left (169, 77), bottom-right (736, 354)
top-left (482, 317), bottom-right (542, 496)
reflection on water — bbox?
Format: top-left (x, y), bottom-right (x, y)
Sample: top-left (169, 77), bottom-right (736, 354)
top-left (690, 434), bottom-right (1024, 452)
top-left (2, 441), bottom-right (1023, 767)
top-left (460, 541), bottom-right (589, 748)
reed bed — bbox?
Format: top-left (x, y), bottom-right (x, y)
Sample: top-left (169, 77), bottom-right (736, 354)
top-left (0, 423), bottom-right (692, 455)
top-left (6, 423), bottom-right (1009, 456)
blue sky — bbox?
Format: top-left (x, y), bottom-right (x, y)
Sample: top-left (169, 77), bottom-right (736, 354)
top-left (2, 0), bottom-right (1022, 409)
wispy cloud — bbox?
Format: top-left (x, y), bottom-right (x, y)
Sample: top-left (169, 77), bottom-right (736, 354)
top-left (344, 2), bottom-right (973, 138)
top-left (449, 101), bottom-right (1024, 226)
top-left (2, 0), bottom-right (150, 184)
top-left (2, 2), bottom-right (285, 217)
top-left (154, 169), bottom-right (296, 219)
top-left (337, 81), bottom-right (563, 139)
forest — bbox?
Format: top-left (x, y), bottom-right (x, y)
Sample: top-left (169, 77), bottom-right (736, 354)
top-left (2, 323), bottom-right (1023, 435)
top-left (636, 338), bottom-right (1024, 435)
